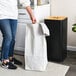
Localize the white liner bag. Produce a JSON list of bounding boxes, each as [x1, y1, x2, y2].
[[25, 23, 50, 71]]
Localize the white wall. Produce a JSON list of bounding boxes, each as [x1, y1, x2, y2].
[[51, 0, 76, 51]]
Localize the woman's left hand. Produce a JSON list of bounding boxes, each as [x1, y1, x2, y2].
[[31, 16, 36, 24]]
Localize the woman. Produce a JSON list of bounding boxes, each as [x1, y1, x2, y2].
[[0, 0, 36, 69]]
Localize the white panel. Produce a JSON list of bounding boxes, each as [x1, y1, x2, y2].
[[15, 23, 27, 51]]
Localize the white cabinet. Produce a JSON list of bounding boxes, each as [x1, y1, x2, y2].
[[18, 0, 50, 22], [15, 0, 50, 51]]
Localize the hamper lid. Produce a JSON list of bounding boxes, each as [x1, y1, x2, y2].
[[45, 16, 67, 20]]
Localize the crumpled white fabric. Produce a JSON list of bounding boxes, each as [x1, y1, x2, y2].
[[25, 22, 50, 71]]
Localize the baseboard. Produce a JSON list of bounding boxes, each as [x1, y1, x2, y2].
[[14, 46, 24, 55], [14, 50, 24, 56], [9, 45, 76, 56], [14, 46, 24, 51], [1, 46, 76, 56], [15, 46, 76, 52], [67, 46, 76, 51]]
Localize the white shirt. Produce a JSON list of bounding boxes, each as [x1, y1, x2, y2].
[[0, 0, 30, 19]]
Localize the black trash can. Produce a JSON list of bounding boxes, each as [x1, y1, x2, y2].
[[44, 16, 67, 62]]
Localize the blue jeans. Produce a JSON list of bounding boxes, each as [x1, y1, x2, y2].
[[0, 19, 17, 60]]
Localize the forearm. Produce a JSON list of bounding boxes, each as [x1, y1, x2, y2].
[[24, 6, 36, 24], [25, 6, 34, 20]]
